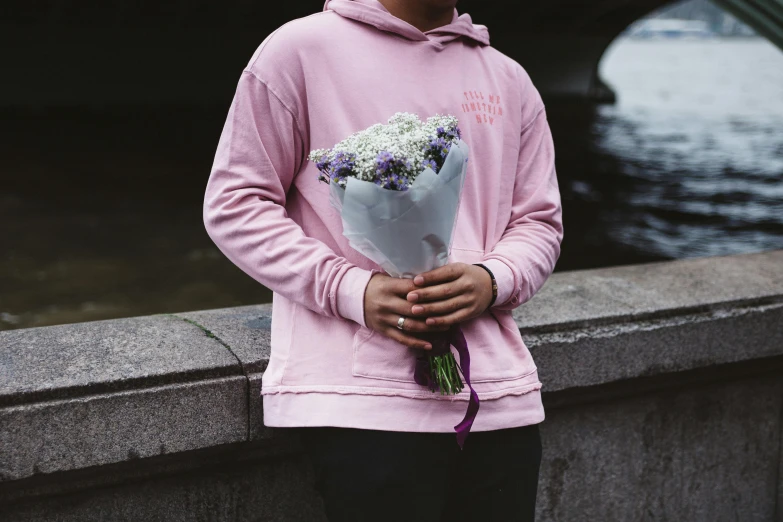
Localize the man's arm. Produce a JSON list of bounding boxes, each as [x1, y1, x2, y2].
[[203, 70, 373, 327], [480, 104, 564, 310]]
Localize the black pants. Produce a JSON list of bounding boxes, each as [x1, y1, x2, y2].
[[296, 422, 542, 522]]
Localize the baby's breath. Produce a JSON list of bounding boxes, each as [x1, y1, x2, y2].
[[308, 112, 461, 190]]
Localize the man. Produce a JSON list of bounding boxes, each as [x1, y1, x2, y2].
[[203, 0, 564, 520]]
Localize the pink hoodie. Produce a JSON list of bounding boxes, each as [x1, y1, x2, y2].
[[203, 0, 564, 433]]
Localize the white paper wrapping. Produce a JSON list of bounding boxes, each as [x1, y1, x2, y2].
[[329, 139, 469, 278]]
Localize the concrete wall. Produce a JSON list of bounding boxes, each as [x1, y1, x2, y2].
[[1, 249, 782, 520]]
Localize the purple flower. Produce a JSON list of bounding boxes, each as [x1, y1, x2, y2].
[[438, 138, 452, 158], [372, 151, 414, 190], [374, 151, 395, 176], [421, 159, 438, 171], [316, 154, 330, 172], [380, 171, 410, 191], [421, 135, 454, 175], [435, 124, 462, 142], [315, 154, 333, 184], [328, 151, 356, 184]]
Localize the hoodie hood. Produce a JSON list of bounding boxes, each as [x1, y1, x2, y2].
[[323, 0, 490, 49]]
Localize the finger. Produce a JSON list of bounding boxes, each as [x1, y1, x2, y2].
[[410, 296, 471, 317], [406, 279, 469, 304], [390, 315, 450, 334], [381, 309, 450, 333], [376, 298, 449, 333], [382, 327, 433, 350], [412, 263, 465, 287], [424, 309, 473, 328], [383, 276, 419, 297], [380, 295, 430, 317]]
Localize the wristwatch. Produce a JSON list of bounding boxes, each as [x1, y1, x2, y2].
[[473, 263, 498, 307]]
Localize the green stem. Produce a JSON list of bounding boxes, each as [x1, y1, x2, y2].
[[434, 358, 440, 394], [426, 353, 466, 396], [438, 356, 450, 395], [448, 354, 456, 392], [439, 356, 449, 395], [451, 355, 461, 393], [441, 356, 452, 394], [445, 355, 454, 392]]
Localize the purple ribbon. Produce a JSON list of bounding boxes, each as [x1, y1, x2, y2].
[[413, 325, 480, 450]]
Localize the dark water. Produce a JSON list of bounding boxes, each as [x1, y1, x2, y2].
[[551, 38, 783, 269], [1, 38, 781, 331]]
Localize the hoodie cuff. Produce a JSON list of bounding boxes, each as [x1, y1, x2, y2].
[[481, 258, 516, 307], [336, 266, 377, 328]]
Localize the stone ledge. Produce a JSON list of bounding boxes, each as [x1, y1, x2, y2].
[[0, 314, 241, 408], [532, 300, 783, 394], [1, 248, 781, 483], [516, 248, 783, 332]]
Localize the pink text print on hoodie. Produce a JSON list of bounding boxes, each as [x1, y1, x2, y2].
[[203, 0, 564, 432]]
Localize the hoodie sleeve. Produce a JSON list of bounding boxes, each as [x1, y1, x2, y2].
[[480, 103, 564, 311], [203, 69, 375, 327]]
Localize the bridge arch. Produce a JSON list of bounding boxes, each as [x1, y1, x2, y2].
[[0, 0, 780, 106]]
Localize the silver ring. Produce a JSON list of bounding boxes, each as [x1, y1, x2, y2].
[[396, 316, 406, 330]]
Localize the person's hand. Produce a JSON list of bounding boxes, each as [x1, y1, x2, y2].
[[363, 272, 450, 351], [405, 263, 493, 328]]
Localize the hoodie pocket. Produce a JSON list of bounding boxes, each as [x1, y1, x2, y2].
[[463, 308, 538, 383], [352, 326, 420, 383]]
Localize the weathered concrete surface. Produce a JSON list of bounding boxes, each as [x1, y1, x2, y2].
[[517, 248, 783, 331], [0, 449, 326, 522], [779, 429, 783, 522], [532, 300, 783, 394], [0, 377, 247, 483], [0, 314, 241, 406], [176, 306, 273, 441], [176, 306, 272, 376], [538, 375, 783, 521], [0, 315, 247, 482]]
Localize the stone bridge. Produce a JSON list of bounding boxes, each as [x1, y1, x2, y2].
[[1, 0, 781, 107]]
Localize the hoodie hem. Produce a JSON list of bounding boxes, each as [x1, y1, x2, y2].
[[262, 381, 542, 400], [262, 384, 545, 432]]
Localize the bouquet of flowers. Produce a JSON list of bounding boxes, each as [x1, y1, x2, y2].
[[309, 112, 480, 448]]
